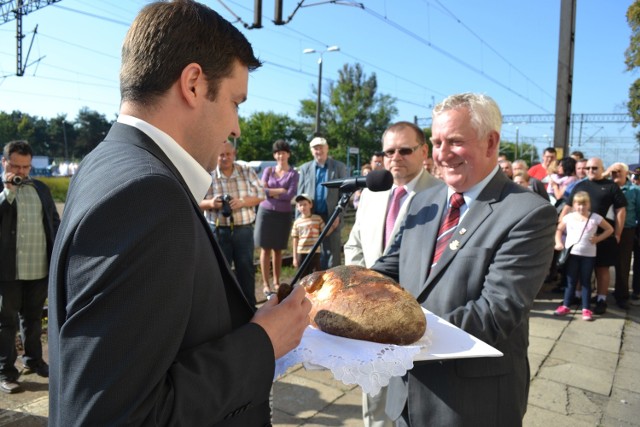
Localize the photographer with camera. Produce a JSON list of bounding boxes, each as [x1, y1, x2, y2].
[[200, 142, 265, 307], [0, 140, 60, 394]]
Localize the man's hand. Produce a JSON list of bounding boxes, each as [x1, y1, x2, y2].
[[2, 172, 16, 191], [251, 285, 311, 359]]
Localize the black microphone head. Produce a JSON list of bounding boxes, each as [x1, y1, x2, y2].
[[366, 169, 393, 192]]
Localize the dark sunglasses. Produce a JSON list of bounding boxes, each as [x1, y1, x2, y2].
[[383, 144, 422, 158], [584, 166, 600, 171]]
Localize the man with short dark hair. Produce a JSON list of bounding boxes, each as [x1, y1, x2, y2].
[[528, 147, 557, 182], [0, 140, 59, 394], [48, 2, 310, 425], [371, 151, 385, 171]]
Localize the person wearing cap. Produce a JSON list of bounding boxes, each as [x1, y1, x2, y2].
[[297, 136, 348, 269], [291, 193, 337, 277]]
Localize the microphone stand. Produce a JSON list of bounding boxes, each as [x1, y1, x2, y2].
[[289, 190, 353, 287]]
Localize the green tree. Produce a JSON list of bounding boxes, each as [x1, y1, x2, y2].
[[236, 111, 307, 166], [71, 108, 112, 159], [300, 63, 398, 167], [626, 1, 640, 128]]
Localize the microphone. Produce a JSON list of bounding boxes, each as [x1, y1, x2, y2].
[[322, 169, 393, 192]]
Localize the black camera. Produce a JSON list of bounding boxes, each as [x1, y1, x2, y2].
[[220, 194, 233, 217], [3, 176, 26, 186]]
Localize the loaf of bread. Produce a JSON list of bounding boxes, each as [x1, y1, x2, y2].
[[299, 265, 426, 345]]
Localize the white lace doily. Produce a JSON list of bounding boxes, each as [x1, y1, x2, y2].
[[274, 326, 432, 396]]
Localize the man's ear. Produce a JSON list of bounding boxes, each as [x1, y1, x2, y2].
[[180, 63, 204, 108], [486, 130, 500, 158]]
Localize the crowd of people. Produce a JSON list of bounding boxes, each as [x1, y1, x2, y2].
[[0, 2, 637, 427]]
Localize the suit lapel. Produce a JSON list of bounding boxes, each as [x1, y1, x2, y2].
[[370, 189, 390, 253], [107, 124, 254, 310], [422, 171, 505, 293], [416, 185, 448, 287]]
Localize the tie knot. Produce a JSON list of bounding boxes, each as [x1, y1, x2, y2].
[[450, 192, 464, 209], [394, 186, 407, 199]]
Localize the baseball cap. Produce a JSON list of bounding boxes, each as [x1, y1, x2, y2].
[[309, 137, 328, 148], [295, 193, 313, 203]]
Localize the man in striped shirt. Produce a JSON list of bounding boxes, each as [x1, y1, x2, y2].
[[200, 142, 265, 307]]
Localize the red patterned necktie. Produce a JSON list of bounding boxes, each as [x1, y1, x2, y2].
[[384, 186, 407, 247], [431, 192, 464, 268]]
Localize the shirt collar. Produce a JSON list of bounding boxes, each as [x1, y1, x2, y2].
[[447, 165, 500, 209], [391, 169, 425, 194], [117, 114, 211, 202]]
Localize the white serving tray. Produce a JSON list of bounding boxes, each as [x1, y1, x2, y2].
[[414, 309, 503, 361]]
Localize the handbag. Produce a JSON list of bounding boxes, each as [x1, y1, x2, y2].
[[557, 213, 591, 267]]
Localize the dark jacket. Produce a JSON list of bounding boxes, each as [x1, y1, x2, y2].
[[48, 123, 274, 426], [0, 179, 61, 281]]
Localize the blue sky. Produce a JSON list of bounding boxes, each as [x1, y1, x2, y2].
[[0, 0, 637, 165]]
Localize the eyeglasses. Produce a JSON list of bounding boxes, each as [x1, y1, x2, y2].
[[584, 166, 600, 171], [4, 161, 31, 171], [383, 144, 422, 158]]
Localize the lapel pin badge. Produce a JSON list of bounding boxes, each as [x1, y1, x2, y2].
[[449, 240, 460, 250], [459, 228, 467, 235]]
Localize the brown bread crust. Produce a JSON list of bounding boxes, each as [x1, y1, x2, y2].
[[299, 265, 426, 345]]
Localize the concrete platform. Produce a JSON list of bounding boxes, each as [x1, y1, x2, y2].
[[1, 283, 639, 426]]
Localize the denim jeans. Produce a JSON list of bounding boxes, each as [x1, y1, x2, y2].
[[0, 278, 48, 381], [214, 225, 256, 307], [563, 255, 595, 309]]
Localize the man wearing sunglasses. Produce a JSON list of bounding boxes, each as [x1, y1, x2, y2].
[[345, 121, 442, 427], [560, 158, 627, 314]]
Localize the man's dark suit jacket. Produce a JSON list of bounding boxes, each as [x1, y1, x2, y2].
[[48, 123, 274, 426], [0, 179, 60, 281], [373, 170, 556, 427]]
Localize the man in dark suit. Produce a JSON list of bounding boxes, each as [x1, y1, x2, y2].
[[297, 137, 348, 269], [47, 2, 311, 426], [372, 93, 556, 426]]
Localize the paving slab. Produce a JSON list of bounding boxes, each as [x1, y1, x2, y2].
[[273, 371, 348, 420], [537, 358, 614, 396], [560, 325, 623, 354], [528, 352, 546, 379], [527, 377, 570, 414], [605, 388, 640, 426], [523, 405, 597, 427], [528, 335, 556, 356], [549, 340, 619, 373], [528, 315, 568, 340], [301, 388, 362, 427], [618, 349, 640, 370]]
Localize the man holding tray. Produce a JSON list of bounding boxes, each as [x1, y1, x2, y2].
[[373, 93, 556, 426]]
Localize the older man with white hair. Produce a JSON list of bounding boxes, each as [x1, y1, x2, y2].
[[297, 136, 348, 268]]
